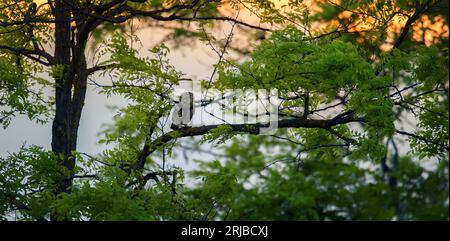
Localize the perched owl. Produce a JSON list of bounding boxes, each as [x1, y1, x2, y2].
[[171, 92, 194, 130]]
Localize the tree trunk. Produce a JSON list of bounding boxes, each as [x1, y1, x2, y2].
[[51, 0, 88, 220]]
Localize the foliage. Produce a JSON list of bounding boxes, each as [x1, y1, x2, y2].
[[0, 146, 60, 220], [0, 0, 448, 221]]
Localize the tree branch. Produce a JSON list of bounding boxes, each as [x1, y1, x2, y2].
[[393, 0, 433, 48], [0, 45, 55, 66], [134, 114, 364, 171], [396, 129, 449, 151], [86, 63, 118, 76]]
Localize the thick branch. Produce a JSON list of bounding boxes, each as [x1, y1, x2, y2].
[[135, 114, 363, 170], [0, 45, 55, 66], [78, 0, 271, 32], [86, 63, 118, 76], [393, 0, 432, 48], [146, 15, 271, 32]]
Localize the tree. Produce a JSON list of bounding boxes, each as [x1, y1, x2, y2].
[[0, 0, 448, 220]]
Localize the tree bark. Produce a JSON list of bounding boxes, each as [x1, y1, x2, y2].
[[51, 1, 88, 220], [52, 0, 73, 195]]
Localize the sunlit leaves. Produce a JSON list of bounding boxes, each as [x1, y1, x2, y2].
[[217, 27, 397, 158]]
